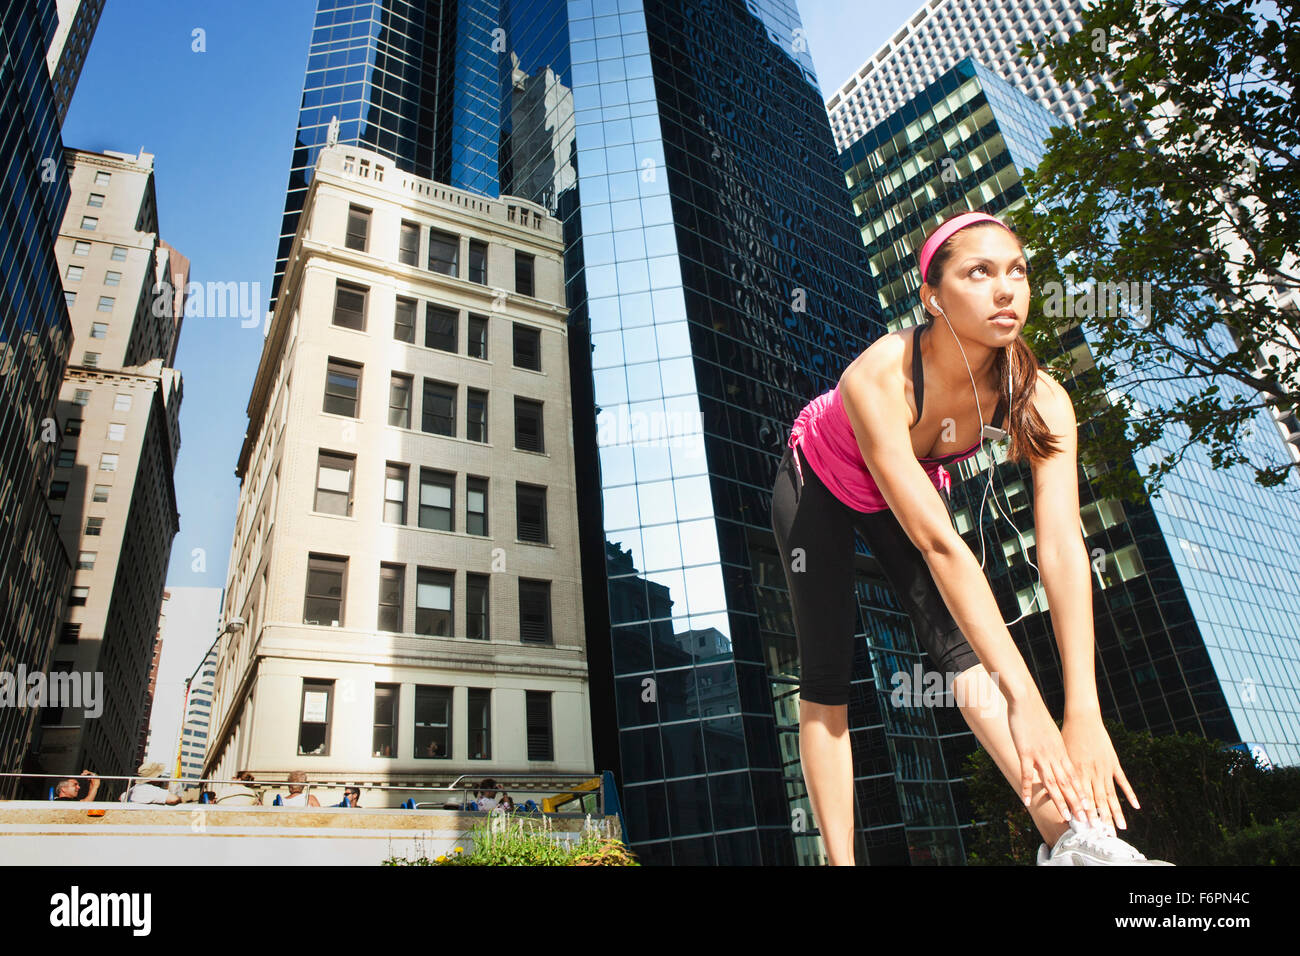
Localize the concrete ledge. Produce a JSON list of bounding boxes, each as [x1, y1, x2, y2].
[[0, 803, 623, 865]]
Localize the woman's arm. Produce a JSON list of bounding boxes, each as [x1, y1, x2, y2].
[[839, 341, 1037, 705], [1027, 372, 1100, 718]]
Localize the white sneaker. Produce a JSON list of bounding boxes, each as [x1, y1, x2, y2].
[[1035, 816, 1174, 865]]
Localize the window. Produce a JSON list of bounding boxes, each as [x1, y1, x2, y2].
[[378, 564, 404, 632], [424, 304, 457, 352], [64, 291, 76, 308], [73, 390, 90, 406], [77, 551, 96, 571], [56, 449, 75, 468], [513, 324, 541, 371], [468, 314, 488, 359], [323, 358, 361, 416], [516, 484, 548, 543], [468, 688, 491, 758], [64, 418, 83, 436], [110, 246, 127, 261], [70, 586, 89, 607], [99, 453, 118, 471], [345, 205, 370, 251], [388, 373, 412, 428], [466, 477, 488, 536], [373, 684, 399, 757], [526, 690, 553, 760], [515, 251, 535, 297], [467, 573, 489, 640], [49, 480, 69, 500], [91, 484, 110, 503], [467, 389, 488, 442], [72, 240, 90, 256], [514, 397, 544, 452], [87, 193, 104, 208], [81, 216, 98, 230], [66, 264, 83, 281], [332, 281, 367, 330], [414, 686, 451, 758], [104, 270, 121, 286], [398, 221, 419, 266], [383, 463, 408, 524], [418, 469, 454, 531], [421, 380, 456, 436], [519, 579, 552, 644], [85, 517, 104, 536], [97, 296, 114, 312], [113, 393, 132, 411], [298, 680, 333, 756], [314, 451, 355, 515], [83, 352, 100, 367], [107, 423, 125, 441], [90, 321, 108, 338], [94, 170, 111, 185], [428, 229, 458, 276], [304, 553, 347, 625], [394, 297, 416, 343], [468, 239, 488, 284], [416, 568, 453, 636]]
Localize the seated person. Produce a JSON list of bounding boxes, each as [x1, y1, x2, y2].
[[120, 762, 182, 805], [214, 769, 263, 806], [53, 770, 100, 802], [279, 770, 320, 807]]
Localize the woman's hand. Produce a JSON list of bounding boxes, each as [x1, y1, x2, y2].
[[1006, 694, 1090, 823], [1061, 711, 1139, 830]]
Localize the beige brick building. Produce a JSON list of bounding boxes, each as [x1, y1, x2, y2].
[[39, 147, 185, 779], [204, 144, 592, 802]]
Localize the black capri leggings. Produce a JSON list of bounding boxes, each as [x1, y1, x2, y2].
[[771, 443, 982, 706]]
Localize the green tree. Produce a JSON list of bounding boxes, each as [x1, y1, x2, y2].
[[1008, 0, 1299, 501]]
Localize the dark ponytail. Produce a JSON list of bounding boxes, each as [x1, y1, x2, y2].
[[923, 218, 1062, 466]]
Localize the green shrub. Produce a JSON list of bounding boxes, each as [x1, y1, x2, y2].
[[384, 813, 640, 866]]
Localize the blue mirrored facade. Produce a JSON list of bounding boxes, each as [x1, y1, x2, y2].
[[0, 0, 75, 790], [840, 58, 1300, 863], [497, 0, 900, 865]]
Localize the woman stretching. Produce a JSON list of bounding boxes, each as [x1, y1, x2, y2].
[[771, 211, 1170, 866]]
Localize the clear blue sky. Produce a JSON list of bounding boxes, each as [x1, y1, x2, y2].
[[60, 0, 926, 597]]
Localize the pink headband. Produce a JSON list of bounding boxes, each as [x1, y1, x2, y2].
[[918, 211, 1013, 283]]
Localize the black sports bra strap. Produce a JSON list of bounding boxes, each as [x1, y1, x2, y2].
[[915, 320, 1010, 433], [911, 323, 925, 421]]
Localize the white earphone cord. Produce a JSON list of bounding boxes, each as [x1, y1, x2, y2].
[[930, 299, 1042, 625]]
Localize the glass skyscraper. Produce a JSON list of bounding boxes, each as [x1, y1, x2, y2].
[[0, 0, 87, 793], [839, 59, 1300, 861], [499, 0, 895, 865]]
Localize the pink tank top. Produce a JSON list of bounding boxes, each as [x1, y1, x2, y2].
[[787, 326, 1006, 513]]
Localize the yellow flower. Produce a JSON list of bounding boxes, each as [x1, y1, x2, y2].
[[454, 846, 464, 853], [435, 854, 447, 862]]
